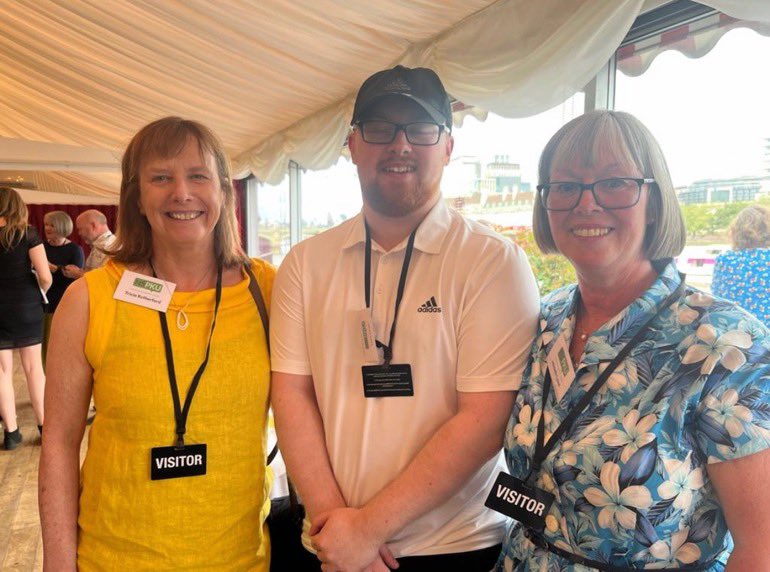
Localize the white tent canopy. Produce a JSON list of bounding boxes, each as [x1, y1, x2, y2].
[[1, 0, 768, 199]]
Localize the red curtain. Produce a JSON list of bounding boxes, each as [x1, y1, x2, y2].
[[27, 204, 118, 258]]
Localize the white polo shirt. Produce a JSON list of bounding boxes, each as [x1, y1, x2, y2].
[[271, 199, 539, 557]]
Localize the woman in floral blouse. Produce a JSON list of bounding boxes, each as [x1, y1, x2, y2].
[[711, 205, 770, 326], [497, 111, 770, 571]]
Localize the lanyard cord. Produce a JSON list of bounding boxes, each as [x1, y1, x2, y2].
[[156, 263, 224, 448], [364, 221, 418, 366], [527, 282, 684, 485]]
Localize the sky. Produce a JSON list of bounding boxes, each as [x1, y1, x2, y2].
[[260, 27, 770, 226]]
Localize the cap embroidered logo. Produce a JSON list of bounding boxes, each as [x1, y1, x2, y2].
[[383, 77, 411, 93]]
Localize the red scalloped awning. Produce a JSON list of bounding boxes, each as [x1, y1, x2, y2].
[[618, 13, 770, 77]]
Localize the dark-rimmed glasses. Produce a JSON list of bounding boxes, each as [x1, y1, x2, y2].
[[537, 178, 655, 211], [356, 120, 446, 146]]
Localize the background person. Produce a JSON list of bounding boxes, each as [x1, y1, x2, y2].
[[42, 210, 85, 364], [271, 66, 540, 571], [711, 204, 770, 326], [39, 117, 274, 570], [0, 187, 51, 448], [63, 209, 115, 278], [497, 111, 770, 571]]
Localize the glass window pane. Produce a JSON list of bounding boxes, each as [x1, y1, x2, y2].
[[615, 27, 770, 291], [255, 175, 290, 265], [445, 94, 584, 294], [446, 93, 584, 228], [301, 157, 362, 241]]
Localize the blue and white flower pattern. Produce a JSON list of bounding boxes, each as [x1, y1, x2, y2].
[[712, 248, 770, 327], [497, 260, 770, 571]]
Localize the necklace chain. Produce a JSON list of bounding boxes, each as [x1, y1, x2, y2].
[[152, 262, 214, 331], [574, 301, 591, 342]]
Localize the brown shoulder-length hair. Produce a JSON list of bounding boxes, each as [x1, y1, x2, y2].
[[110, 116, 246, 267], [0, 186, 29, 250], [533, 110, 686, 260]]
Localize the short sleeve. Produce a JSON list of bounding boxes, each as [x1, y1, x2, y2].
[[26, 226, 42, 248], [455, 239, 540, 392], [696, 320, 770, 464], [269, 247, 312, 376], [72, 243, 86, 268]]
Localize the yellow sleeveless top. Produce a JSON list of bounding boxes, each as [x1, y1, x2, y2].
[[78, 259, 274, 571]]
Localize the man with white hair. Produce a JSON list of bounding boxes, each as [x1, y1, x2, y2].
[[64, 209, 115, 278]]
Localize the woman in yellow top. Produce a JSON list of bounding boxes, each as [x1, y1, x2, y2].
[[39, 117, 274, 570]]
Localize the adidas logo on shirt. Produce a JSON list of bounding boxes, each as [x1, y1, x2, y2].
[[418, 296, 442, 313]]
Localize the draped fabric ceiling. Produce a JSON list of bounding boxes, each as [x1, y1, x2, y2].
[[1, 0, 769, 202]]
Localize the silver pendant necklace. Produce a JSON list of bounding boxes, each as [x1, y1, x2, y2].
[[152, 261, 213, 331], [174, 269, 214, 331]]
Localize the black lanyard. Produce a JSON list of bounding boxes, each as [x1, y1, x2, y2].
[[363, 221, 418, 366], [156, 264, 223, 448], [526, 282, 684, 485]]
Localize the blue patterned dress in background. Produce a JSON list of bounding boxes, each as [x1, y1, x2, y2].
[[497, 260, 770, 571], [711, 248, 770, 327]]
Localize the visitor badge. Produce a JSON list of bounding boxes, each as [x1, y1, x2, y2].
[[361, 364, 414, 397], [355, 309, 380, 363], [545, 333, 575, 402], [151, 443, 207, 480], [485, 472, 554, 531], [114, 270, 175, 312]]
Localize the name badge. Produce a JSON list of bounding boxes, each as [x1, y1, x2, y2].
[[484, 472, 555, 530], [151, 443, 207, 480], [114, 270, 175, 312], [355, 309, 380, 364], [361, 364, 414, 398], [545, 333, 576, 402]]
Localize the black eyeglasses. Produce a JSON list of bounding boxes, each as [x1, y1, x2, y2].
[[537, 177, 655, 211], [356, 120, 447, 146]]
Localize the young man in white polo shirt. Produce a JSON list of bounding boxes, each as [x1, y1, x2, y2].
[[271, 65, 540, 571]]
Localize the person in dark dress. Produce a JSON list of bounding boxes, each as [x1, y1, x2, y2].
[[42, 211, 85, 363], [0, 187, 52, 449]]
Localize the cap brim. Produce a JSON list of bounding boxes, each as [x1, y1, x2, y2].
[[353, 93, 449, 127]]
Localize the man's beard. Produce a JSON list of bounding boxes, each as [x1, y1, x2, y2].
[[362, 181, 434, 218]]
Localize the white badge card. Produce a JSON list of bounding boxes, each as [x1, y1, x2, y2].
[[355, 309, 380, 364], [545, 333, 576, 402], [114, 270, 175, 312]]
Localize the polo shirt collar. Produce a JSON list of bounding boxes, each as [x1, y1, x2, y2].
[[341, 198, 451, 254]]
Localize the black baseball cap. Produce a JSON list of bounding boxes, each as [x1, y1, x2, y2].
[[351, 65, 452, 130]]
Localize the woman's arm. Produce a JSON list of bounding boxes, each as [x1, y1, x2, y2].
[[30, 243, 53, 292], [38, 279, 93, 572], [708, 448, 770, 570]]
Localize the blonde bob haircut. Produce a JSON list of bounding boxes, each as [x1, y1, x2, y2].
[[44, 210, 74, 239], [110, 116, 246, 267], [729, 205, 770, 250], [0, 186, 29, 250], [533, 110, 686, 260]]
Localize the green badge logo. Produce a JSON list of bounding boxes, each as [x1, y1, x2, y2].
[[133, 277, 163, 293]]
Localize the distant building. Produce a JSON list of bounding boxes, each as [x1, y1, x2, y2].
[[477, 155, 533, 206], [677, 175, 770, 204], [444, 154, 535, 211]]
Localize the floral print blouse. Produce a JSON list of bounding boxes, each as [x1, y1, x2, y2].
[[497, 260, 770, 571], [711, 248, 770, 327]]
